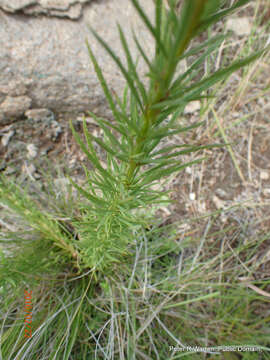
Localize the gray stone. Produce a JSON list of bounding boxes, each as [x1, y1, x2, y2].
[[50, 120, 62, 141], [25, 108, 53, 121], [226, 17, 252, 37], [26, 143, 38, 159], [22, 162, 37, 180], [1, 130, 15, 147], [260, 170, 269, 181], [0, 96, 32, 124], [0, 0, 91, 19], [25, 3, 83, 19], [0, 0, 35, 12], [0, 0, 154, 122], [184, 100, 201, 114], [0, 80, 27, 97]]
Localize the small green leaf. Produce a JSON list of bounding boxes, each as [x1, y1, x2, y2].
[[139, 158, 206, 185], [148, 121, 205, 141]]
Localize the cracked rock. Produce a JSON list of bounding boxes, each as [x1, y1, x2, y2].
[[0, 0, 91, 19], [0, 0, 153, 118]]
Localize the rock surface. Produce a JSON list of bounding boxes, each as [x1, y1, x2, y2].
[[0, 0, 154, 124], [0, 96, 32, 124], [0, 0, 91, 19], [25, 108, 53, 121], [226, 17, 252, 37]]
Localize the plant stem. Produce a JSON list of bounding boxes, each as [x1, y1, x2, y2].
[[124, 1, 208, 188]]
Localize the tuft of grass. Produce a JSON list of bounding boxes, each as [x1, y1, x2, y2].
[[1, 204, 270, 359]]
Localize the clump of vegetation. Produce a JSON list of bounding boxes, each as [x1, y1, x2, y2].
[[1, 0, 269, 358]]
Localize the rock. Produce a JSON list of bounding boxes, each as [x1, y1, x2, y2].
[[184, 101, 201, 114], [24, 3, 83, 19], [0, 0, 154, 121], [215, 188, 228, 200], [226, 17, 252, 37], [0, 160, 6, 171], [0, 0, 91, 19], [212, 195, 225, 210], [263, 188, 270, 197], [4, 165, 17, 175], [76, 114, 97, 125], [26, 143, 38, 159], [197, 201, 206, 213], [0, 0, 35, 12], [22, 162, 37, 180], [0, 96, 32, 124], [1, 130, 15, 147], [50, 120, 62, 141], [260, 170, 269, 181], [25, 108, 53, 121], [0, 80, 27, 97]]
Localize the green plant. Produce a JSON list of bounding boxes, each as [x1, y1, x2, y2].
[[1, 0, 270, 359], [67, 0, 269, 272]]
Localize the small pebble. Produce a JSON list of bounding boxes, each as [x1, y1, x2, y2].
[[25, 108, 52, 121], [263, 188, 270, 197], [212, 195, 225, 209], [215, 188, 227, 199], [51, 121, 62, 141], [1, 130, 15, 147], [26, 143, 38, 159], [260, 170, 269, 181], [184, 101, 201, 114], [0, 161, 7, 171], [4, 166, 17, 175], [198, 201, 206, 213], [226, 17, 251, 36]]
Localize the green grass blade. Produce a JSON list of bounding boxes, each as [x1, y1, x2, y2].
[[155, 0, 163, 56], [163, 46, 270, 107], [117, 24, 147, 102], [179, 33, 228, 61], [196, 0, 252, 34], [131, 0, 168, 58], [90, 27, 143, 111], [132, 30, 155, 73], [139, 158, 206, 185], [71, 120, 118, 185], [147, 121, 205, 141], [171, 35, 226, 90], [85, 39, 120, 121]]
